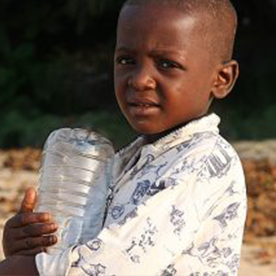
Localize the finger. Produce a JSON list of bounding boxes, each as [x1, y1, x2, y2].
[[15, 247, 47, 256], [7, 212, 53, 228], [19, 187, 37, 213], [12, 235, 58, 253], [17, 222, 58, 239]]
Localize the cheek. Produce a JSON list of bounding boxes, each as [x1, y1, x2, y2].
[[114, 80, 128, 112], [114, 75, 125, 97]]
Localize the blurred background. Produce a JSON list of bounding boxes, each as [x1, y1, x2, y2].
[[0, 0, 276, 274], [0, 0, 275, 149]]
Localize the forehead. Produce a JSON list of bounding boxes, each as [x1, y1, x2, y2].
[[119, 3, 196, 25], [117, 4, 205, 50]]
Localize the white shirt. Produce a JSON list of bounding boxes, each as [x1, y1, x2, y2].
[[36, 113, 247, 276]]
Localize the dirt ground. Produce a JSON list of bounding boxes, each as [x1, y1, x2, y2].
[[0, 146, 276, 275]]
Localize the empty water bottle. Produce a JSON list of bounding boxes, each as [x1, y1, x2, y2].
[[35, 128, 114, 254]]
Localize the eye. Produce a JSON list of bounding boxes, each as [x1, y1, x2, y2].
[[158, 59, 180, 69], [115, 56, 135, 66], [156, 58, 185, 71]]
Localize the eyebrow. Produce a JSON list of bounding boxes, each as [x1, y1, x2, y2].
[[150, 49, 187, 62], [115, 47, 134, 54], [115, 47, 187, 62]]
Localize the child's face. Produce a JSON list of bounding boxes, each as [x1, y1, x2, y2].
[[114, 4, 219, 134]]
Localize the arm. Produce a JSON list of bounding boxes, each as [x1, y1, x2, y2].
[[0, 256, 39, 276]]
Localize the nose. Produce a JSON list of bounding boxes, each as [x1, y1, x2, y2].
[[128, 65, 156, 91]]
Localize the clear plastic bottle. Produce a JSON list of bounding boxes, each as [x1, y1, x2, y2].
[[35, 128, 114, 254]]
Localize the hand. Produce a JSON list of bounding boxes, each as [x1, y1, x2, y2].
[[2, 187, 58, 257]]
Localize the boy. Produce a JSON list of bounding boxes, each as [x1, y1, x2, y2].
[[0, 0, 246, 275]]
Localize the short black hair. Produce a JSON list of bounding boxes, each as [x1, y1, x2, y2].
[[122, 0, 238, 62]]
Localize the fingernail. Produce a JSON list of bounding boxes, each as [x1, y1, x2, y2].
[[44, 213, 52, 220], [49, 236, 54, 243], [41, 213, 48, 220], [51, 223, 57, 230], [47, 213, 53, 220]]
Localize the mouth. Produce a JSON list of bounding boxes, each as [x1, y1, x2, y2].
[[127, 98, 160, 107], [127, 100, 160, 116], [128, 102, 159, 108]]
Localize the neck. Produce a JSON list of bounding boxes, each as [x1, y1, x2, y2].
[[143, 113, 209, 144], [143, 126, 182, 144]]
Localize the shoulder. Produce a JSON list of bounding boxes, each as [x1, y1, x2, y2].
[[164, 131, 239, 176], [174, 131, 243, 175], [205, 135, 246, 190], [202, 134, 244, 178], [168, 132, 245, 199]]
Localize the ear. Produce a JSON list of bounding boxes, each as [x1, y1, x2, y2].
[[211, 60, 239, 99]]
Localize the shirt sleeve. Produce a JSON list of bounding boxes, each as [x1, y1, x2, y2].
[[172, 175, 247, 275], [36, 147, 247, 276]]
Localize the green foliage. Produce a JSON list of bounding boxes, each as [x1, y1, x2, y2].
[[76, 110, 136, 149], [214, 105, 276, 141], [0, 0, 275, 148], [0, 110, 63, 148], [64, 0, 125, 34], [0, 109, 135, 149]]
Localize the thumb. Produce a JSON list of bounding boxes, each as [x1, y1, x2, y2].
[[19, 187, 37, 213]]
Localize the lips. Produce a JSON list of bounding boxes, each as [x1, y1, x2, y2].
[[127, 97, 160, 107], [127, 98, 160, 116], [129, 102, 159, 107]]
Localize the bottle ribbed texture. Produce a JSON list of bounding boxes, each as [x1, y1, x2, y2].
[[36, 128, 114, 254]]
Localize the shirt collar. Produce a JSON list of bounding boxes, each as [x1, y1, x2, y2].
[[114, 113, 220, 176], [149, 113, 220, 152]]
